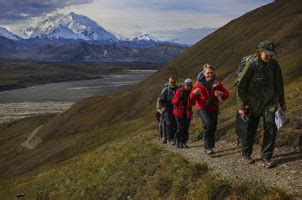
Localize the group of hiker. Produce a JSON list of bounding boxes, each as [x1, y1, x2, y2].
[[156, 40, 286, 168]]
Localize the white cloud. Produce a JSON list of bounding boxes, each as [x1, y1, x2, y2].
[[153, 27, 217, 45], [4, 0, 273, 41], [55, 0, 272, 37], [0, 0, 92, 24]]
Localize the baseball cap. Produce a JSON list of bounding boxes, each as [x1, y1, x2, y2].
[[258, 40, 276, 56]]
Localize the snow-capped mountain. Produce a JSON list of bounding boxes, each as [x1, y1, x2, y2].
[[0, 12, 187, 62], [20, 12, 118, 41], [0, 27, 20, 40], [131, 33, 160, 42], [17, 12, 171, 44]]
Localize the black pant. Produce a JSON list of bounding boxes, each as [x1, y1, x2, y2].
[[164, 111, 177, 141], [175, 114, 191, 144], [198, 109, 218, 150], [242, 110, 277, 160]]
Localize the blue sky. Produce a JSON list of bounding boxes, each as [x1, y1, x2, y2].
[[1, 0, 273, 44]]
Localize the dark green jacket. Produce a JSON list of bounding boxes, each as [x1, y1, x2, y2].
[[237, 56, 285, 116]]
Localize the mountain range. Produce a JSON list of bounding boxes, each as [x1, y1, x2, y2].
[[0, 12, 187, 63]]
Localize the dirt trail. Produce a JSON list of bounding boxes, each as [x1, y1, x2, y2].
[[156, 139, 302, 199], [20, 125, 44, 150]]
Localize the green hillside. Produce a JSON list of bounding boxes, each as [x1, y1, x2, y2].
[[0, 0, 301, 199]]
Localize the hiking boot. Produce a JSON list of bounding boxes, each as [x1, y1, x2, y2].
[[262, 159, 276, 168], [161, 137, 167, 144], [183, 143, 189, 148], [242, 155, 255, 164], [204, 148, 214, 155]]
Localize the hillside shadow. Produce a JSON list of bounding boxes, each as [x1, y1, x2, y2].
[[214, 146, 241, 153], [273, 151, 302, 165], [253, 151, 302, 164], [189, 144, 202, 148]]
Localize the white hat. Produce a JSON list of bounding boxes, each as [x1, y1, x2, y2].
[[184, 78, 193, 86]]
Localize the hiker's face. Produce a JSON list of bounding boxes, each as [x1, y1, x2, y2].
[[205, 69, 214, 81], [168, 78, 176, 88], [184, 85, 191, 91], [260, 51, 272, 63]]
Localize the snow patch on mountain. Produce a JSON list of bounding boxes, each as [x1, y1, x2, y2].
[[132, 33, 160, 42], [0, 27, 20, 40], [48, 25, 81, 40]]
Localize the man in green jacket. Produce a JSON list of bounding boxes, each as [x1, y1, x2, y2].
[[237, 40, 286, 168]]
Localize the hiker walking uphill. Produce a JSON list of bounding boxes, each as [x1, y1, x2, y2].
[[172, 79, 194, 148], [159, 76, 178, 144], [191, 64, 229, 155], [237, 40, 286, 168]]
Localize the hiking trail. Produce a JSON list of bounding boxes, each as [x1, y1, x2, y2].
[[155, 139, 302, 199], [20, 125, 44, 150]]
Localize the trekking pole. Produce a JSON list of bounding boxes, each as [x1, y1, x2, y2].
[[159, 111, 165, 141]]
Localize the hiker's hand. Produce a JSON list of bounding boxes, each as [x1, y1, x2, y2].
[[281, 104, 287, 112], [238, 109, 246, 118], [214, 91, 223, 98], [239, 106, 249, 117], [193, 88, 201, 95]]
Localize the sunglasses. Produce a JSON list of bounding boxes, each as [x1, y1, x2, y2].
[[264, 54, 273, 58]]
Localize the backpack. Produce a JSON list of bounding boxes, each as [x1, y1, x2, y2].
[[235, 55, 257, 86], [162, 84, 178, 104], [197, 71, 205, 83]]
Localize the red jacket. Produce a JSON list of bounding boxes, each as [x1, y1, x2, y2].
[[190, 79, 229, 112], [172, 87, 194, 118]]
